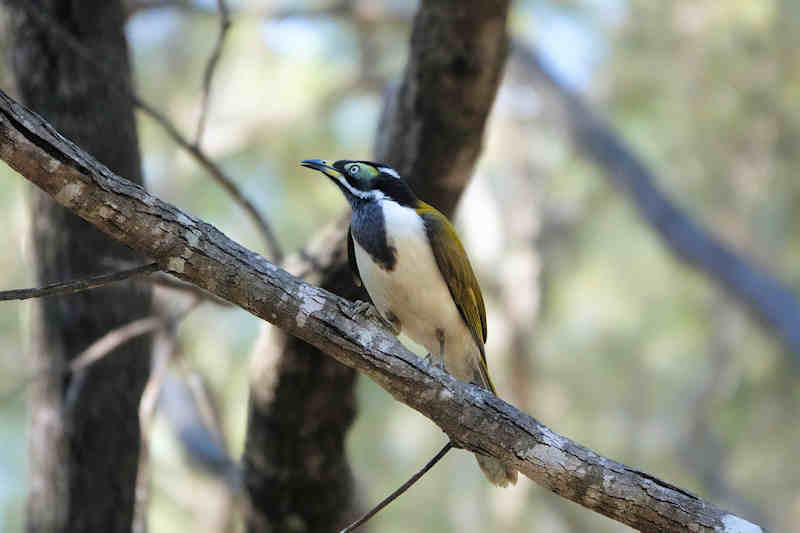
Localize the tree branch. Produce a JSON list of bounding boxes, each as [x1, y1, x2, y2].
[[514, 42, 800, 366], [0, 262, 158, 301], [0, 86, 764, 533], [194, 0, 230, 147]]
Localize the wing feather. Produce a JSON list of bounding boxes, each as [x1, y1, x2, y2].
[[418, 202, 494, 392], [347, 225, 362, 287]]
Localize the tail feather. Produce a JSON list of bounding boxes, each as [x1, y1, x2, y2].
[[471, 361, 518, 487], [472, 353, 496, 394], [476, 454, 518, 487]]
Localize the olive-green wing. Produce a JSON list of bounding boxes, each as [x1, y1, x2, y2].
[[347, 225, 362, 287], [418, 202, 494, 392]]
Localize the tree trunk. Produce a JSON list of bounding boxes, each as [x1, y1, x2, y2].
[[243, 1, 510, 531], [8, 2, 152, 532]]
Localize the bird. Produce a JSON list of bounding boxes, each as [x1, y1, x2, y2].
[[301, 158, 517, 487]]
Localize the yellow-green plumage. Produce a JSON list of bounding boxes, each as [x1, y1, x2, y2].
[[349, 198, 517, 487], [302, 158, 517, 487], [414, 201, 495, 393]]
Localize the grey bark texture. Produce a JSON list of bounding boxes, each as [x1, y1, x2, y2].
[[243, 1, 510, 531], [6, 2, 152, 532], [0, 85, 765, 533]]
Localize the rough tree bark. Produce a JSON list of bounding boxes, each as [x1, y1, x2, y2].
[[6, 2, 152, 532], [243, 1, 510, 531], [0, 87, 764, 532]]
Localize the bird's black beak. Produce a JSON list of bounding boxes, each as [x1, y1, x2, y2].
[[300, 159, 342, 179]]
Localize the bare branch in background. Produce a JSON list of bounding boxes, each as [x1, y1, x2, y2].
[[69, 301, 197, 375], [194, 0, 230, 147], [513, 41, 800, 366], [132, 96, 284, 262], [0, 86, 766, 533], [3, 0, 283, 262], [159, 372, 242, 487], [125, 0, 353, 20], [340, 441, 455, 533], [0, 262, 159, 301], [134, 325, 180, 533], [0, 298, 198, 407]]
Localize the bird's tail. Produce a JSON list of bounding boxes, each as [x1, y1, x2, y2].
[[471, 358, 518, 487], [476, 454, 518, 487]]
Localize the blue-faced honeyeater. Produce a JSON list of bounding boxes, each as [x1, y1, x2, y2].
[[301, 159, 518, 487]]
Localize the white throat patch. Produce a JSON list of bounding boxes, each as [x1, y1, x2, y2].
[[333, 175, 386, 201]]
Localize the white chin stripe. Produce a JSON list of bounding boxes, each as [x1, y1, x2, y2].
[[334, 175, 385, 201], [378, 166, 400, 179]]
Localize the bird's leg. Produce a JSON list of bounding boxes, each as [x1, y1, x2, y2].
[[425, 329, 446, 369]]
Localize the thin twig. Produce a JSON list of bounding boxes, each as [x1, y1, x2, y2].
[[5, 0, 283, 262], [194, 0, 230, 147], [133, 95, 283, 262], [0, 300, 198, 406], [127, 0, 350, 19], [0, 262, 159, 301], [64, 299, 199, 410], [339, 441, 454, 533], [139, 329, 179, 433], [148, 272, 234, 307], [71, 317, 157, 373], [133, 327, 178, 533], [92, 259, 233, 306]]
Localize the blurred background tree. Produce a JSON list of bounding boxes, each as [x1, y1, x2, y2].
[[5, 2, 152, 533], [0, 1, 798, 532]]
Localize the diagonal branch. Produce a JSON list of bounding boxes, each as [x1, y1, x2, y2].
[[0, 87, 764, 533], [514, 41, 800, 366], [0, 262, 159, 301]]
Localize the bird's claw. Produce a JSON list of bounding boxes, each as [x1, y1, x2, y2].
[[350, 299, 379, 321], [424, 352, 445, 369], [348, 300, 399, 334]]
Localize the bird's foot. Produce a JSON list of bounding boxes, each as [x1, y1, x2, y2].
[[424, 353, 445, 370], [349, 299, 374, 318], [348, 300, 400, 335]]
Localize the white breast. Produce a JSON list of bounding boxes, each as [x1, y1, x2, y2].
[[353, 201, 479, 382]]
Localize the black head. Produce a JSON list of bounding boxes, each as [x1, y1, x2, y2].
[[300, 159, 416, 207]]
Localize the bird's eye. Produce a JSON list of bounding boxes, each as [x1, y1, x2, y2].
[[348, 165, 360, 176]]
